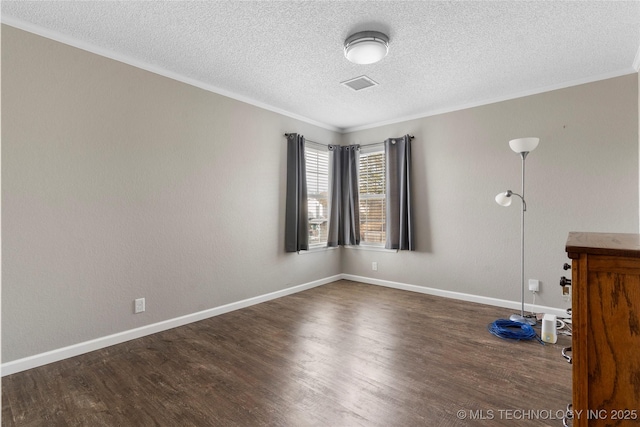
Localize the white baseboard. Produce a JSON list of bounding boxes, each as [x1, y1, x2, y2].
[[2, 273, 568, 377], [1, 275, 341, 377], [342, 274, 570, 318]]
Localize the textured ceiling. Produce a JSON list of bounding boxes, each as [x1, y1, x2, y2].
[[2, 1, 640, 132]]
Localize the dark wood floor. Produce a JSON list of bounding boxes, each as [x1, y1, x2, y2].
[[2, 280, 572, 426]]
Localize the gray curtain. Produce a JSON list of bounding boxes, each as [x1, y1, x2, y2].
[[285, 133, 309, 252], [327, 145, 360, 247], [385, 135, 414, 250]]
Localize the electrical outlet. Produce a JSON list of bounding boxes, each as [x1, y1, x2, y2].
[[528, 279, 539, 293], [372, 261, 378, 271], [135, 298, 145, 314]]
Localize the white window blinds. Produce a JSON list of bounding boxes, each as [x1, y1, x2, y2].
[[305, 143, 330, 247], [358, 146, 386, 245]]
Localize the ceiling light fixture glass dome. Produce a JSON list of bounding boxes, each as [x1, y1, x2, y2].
[[344, 31, 389, 65]]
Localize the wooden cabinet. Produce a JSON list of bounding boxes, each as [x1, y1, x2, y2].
[[566, 232, 640, 426]]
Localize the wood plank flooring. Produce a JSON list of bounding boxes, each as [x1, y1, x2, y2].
[[2, 280, 572, 426]]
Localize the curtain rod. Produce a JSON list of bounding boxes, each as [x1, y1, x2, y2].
[[284, 133, 414, 142], [283, 134, 324, 146]]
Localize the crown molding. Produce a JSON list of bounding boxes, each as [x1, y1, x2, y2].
[[1, 16, 341, 133], [342, 68, 637, 134], [3, 15, 637, 136]]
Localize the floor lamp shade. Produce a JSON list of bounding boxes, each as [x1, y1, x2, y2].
[[509, 137, 539, 154], [495, 191, 513, 206]]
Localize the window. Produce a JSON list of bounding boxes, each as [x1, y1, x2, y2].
[[305, 143, 330, 247], [358, 145, 386, 245]]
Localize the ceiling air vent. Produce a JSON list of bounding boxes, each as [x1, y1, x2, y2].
[[341, 75, 378, 91]]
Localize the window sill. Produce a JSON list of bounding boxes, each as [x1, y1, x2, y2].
[[297, 246, 339, 255], [344, 245, 398, 253]]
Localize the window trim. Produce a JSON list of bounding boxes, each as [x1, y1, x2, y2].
[[343, 245, 397, 253], [305, 141, 330, 249], [357, 144, 386, 247]]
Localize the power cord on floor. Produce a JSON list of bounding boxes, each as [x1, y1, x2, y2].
[[487, 319, 544, 344], [527, 293, 573, 337], [557, 318, 572, 336]]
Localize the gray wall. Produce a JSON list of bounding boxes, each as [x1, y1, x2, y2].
[[2, 25, 639, 363], [2, 26, 342, 362], [342, 74, 639, 310]]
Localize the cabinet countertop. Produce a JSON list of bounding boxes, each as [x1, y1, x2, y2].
[[566, 231, 640, 259]]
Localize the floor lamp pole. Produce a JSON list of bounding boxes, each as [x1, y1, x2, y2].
[[510, 151, 535, 325]]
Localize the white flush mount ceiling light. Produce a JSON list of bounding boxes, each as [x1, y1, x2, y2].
[[344, 31, 389, 64]]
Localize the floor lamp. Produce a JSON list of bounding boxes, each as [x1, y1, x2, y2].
[[495, 137, 539, 326]]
